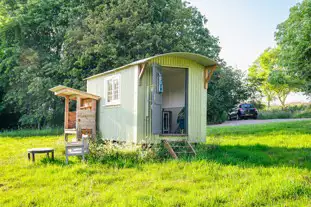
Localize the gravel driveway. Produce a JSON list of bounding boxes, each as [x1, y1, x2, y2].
[[208, 118, 311, 127]]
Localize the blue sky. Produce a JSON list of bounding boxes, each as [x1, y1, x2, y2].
[[188, 0, 308, 103], [188, 0, 300, 71]]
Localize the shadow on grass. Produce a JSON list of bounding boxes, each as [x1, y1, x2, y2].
[[40, 156, 92, 166], [37, 144, 311, 170], [40, 157, 66, 166], [193, 144, 311, 170]]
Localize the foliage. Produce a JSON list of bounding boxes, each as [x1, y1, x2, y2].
[[1, 121, 311, 206], [0, 0, 236, 129], [207, 66, 250, 124], [269, 69, 302, 108], [248, 48, 277, 107], [61, 0, 221, 88], [275, 0, 311, 95], [248, 47, 299, 108], [249, 99, 265, 110], [0, 0, 77, 128]]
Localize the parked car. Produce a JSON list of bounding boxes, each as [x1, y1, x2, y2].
[[228, 104, 258, 120]]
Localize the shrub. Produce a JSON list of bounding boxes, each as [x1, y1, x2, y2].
[[258, 103, 311, 119], [259, 110, 292, 119], [293, 111, 311, 118], [0, 128, 63, 137], [88, 141, 160, 168]]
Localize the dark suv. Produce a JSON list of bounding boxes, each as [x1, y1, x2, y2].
[[228, 104, 258, 120]]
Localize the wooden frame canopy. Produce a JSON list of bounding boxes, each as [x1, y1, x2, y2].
[[50, 85, 99, 141], [49, 85, 100, 100]]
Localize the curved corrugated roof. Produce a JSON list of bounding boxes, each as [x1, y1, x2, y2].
[[85, 52, 217, 80]]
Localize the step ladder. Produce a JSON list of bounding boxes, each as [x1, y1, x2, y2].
[[162, 139, 196, 159]]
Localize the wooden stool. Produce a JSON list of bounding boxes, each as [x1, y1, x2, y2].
[[27, 148, 54, 162]]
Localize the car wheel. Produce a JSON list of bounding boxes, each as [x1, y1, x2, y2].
[[228, 115, 232, 121], [254, 115, 258, 119], [236, 114, 240, 120]]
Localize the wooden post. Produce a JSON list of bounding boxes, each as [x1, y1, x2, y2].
[[64, 96, 69, 129], [76, 96, 82, 140], [91, 99, 97, 139]]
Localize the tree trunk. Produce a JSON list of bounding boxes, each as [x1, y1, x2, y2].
[[267, 101, 271, 109], [277, 93, 289, 110]]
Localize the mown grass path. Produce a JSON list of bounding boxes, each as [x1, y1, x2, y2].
[[0, 121, 310, 206]]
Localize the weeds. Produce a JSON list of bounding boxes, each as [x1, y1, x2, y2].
[[88, 140, 162, 168]]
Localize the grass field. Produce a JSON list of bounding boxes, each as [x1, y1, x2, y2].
[[0, 121, 310, 206]]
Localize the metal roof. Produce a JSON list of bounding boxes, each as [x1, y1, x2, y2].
[[49, 85, 101, 100], [85, 52, 217, 80]]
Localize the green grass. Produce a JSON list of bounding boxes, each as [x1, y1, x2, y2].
[[0, 121, 311, 206]]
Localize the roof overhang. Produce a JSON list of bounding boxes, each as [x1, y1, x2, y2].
[[49, 85, 100, 100], [85, 52, 217, 80]]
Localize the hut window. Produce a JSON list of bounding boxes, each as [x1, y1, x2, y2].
[[105, 74, 121, 105]]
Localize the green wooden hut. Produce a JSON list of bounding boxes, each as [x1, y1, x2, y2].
[[85, 52, 217, 144]]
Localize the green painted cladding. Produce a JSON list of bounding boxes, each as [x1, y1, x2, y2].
[[137, 56, 207, 143], [87, 56, 207, 143], [87, 65, 139, 143]]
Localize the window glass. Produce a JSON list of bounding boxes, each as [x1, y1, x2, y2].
[[241, 104, 253, 108], [105, 75, 120, 105], [113, 79, 119, 100]]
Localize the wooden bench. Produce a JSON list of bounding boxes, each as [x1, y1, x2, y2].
[[27, 148, 54, 162], [65, 135, 89, 164]]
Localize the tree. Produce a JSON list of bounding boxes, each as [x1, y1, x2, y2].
[[269, 70, 301, 108], [248, 47, 299, 108], [0, 0, 223, 128], [248, 48, 278, 108], [0, 0, 80, 128], [207, 66, 249, 123], [275, 0, 311, 95], [61, 0, 221, 89]]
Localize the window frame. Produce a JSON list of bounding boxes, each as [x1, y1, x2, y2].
[[104, 74, 121, 106]]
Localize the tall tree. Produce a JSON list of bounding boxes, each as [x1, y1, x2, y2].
[[275, 0, 311, 94], [268, 70, 300, 108], [0, 0, 244, 128], [248, 48, 277, 108], [248, 47, 299, 108], [61, 0, 221, 89], [0, 0, 79, 128]]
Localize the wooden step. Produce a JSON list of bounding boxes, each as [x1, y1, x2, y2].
[[161, 139, 196, 159]]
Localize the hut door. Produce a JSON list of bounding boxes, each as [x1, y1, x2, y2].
[[152, 63, 163, 134]]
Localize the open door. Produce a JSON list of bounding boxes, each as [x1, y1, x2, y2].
[[152, 63, 163, 134]]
